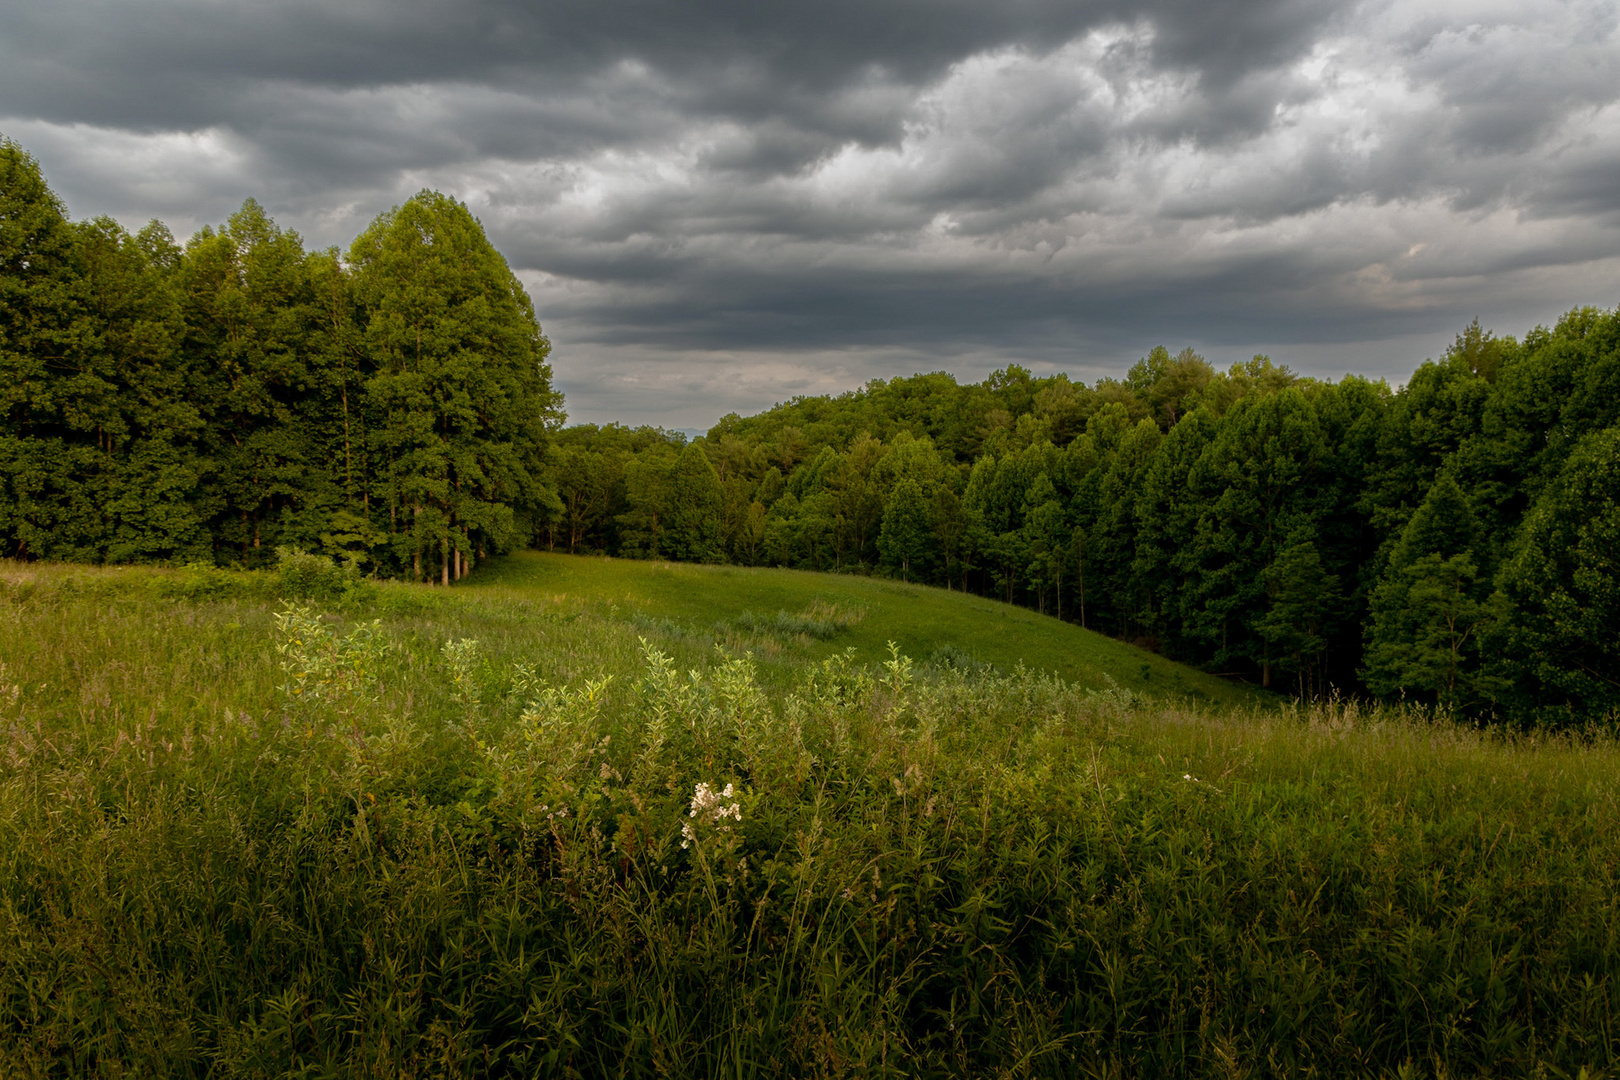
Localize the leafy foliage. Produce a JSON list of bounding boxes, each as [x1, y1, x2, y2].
[[2, 136, 1619, 723], [0, 149, 560, 581], [1494, 428, 1620, 724], [533, 313, 1620, 725]]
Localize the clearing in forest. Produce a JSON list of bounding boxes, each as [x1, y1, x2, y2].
[[462, 550, 1256, 706]]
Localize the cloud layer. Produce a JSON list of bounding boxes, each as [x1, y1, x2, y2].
[[4, 0, 1618, 425]]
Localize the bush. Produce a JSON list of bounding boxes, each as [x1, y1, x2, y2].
[[274, 546, 366, 602], [158, 560, 261, 602]]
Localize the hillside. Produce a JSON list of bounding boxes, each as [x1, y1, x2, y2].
[[4, 131, 1616, 723], [465, 551, 1259, 707], [3, 557, 1620, 1075]]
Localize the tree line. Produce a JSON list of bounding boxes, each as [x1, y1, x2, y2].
[[0, 137, 561, 584], [543, 326, 1619, 725], [4, 135, 1616, 722]]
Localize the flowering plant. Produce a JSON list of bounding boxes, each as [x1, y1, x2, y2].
[[681, 781, 741, 849]]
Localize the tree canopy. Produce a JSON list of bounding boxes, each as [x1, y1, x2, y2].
[[4, 136, 1618, 724], [0, 142, 561, 580]]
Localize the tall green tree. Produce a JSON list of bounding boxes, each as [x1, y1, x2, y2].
[[1022, 485, 1070, 617], [77, 216, 200, 562], [878, 477, 932, 581], [929, 483, 972, 590], [1184, 389, 1328, 686], [1362, 475, 1496, 709], [616, 442, 678, 557], [179, 201, 328, 563], [1492, 428, 1620, 725], [1087, 418, 1161, 636], [348, 191, 561, 582], [1308, 376, 1387, 686], [1132, 406, 1218, 654], [1363, 351, 1492, 563], [0, 138, 96, 559], [1256, 539, 1341, 699], [662, 442, 725, 563]]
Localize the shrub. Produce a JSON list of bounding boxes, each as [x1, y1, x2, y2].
[[274, 546, 366, 601]]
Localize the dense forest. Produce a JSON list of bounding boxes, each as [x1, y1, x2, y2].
[[3, 136, 1617, 723], [546, 323, 1619, 725], [0, 138, 562, 585]]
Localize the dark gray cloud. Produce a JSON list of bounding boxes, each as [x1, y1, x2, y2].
[[3, 0, 1618, 426]]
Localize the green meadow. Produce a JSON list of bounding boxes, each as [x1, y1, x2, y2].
[[2, 554, 1619, 1078], [464, 551, 1256, 706]]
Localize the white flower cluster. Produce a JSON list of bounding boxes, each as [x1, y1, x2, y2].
[[680, 781, 741, 849]]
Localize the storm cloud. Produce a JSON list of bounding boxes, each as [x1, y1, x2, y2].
[[4, 0, 1618, 426]]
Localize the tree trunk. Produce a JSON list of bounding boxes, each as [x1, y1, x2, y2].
[[413, 503, 422, 580], [340, 372, 353, 501]]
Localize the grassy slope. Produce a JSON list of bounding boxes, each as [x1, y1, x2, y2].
[[5, 560, 1620, 1075], [465, 551, 1258, 707]]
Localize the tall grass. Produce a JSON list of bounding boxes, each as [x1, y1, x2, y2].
[[2, 561, 1619, 1077]]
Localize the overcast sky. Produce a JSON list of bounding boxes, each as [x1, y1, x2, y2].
[[4, 0, 1618, 428]]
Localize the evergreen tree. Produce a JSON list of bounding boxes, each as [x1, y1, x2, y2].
[[1255, 539, 1341, 699], [1363, 353, 1492, 563], [1362, 475, 1495, 709], [1493, 428, 1620, 725], [1308, 376, 1388, 687], [1457, 307, 1619, 550], [1184, 389, 1328, 686]]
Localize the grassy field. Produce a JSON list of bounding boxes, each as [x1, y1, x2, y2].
[[464, 551, 1257, 707], [2, 555, 1620, 1077]]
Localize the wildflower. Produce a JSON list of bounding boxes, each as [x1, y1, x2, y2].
[[681, 781, 742, 848]]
